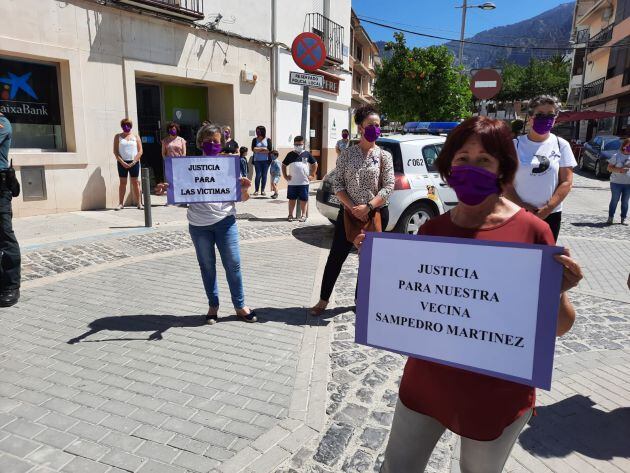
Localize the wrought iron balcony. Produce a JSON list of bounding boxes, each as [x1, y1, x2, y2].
[[589, 24, 614, 48], [113, 0, 204, 21], [307, 13, 345, 64], [583, 77, 605, 100]]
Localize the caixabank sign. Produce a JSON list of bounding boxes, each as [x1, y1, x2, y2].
[[0, 57, 61, 126]]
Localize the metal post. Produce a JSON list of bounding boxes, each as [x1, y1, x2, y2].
[[297, 85, 309, 219], [575, 36, 590, 140], [458, 0, 468, 66], [141, 167, 152, 228]]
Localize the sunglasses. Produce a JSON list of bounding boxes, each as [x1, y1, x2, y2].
[[533, 113, 557, 120]]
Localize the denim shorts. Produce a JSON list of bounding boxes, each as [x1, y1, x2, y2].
[[287, 185, 309, 201], [117, 161, 140, 178], [271, 174, 281, 185]]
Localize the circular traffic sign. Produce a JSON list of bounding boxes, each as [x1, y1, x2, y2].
[[291, 33, 327, 72], [470, 69, 502, 100]]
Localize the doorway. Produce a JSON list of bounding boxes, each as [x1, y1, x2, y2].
[[309, 100, 324, 179], [136, 83, 163, 188]]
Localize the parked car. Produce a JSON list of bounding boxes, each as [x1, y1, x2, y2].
[[316, 135, 458, 234], [579, 135, 622, 178], [402, 121, 460, 135]]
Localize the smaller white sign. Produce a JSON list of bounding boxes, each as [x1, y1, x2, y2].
[[290, 71, 324, 88], [475, 80, 498, 88]]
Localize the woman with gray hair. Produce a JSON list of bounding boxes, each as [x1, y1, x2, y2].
[[188, 122, 257, 324], [505, 95, 577, 241]]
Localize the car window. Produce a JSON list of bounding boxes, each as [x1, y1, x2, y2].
[[376, 141, 404, 174], [604, 139, 621, 151], [422, 145, 442, 172]]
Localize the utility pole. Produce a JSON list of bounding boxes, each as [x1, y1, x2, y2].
[[459, 0, 468, 66]]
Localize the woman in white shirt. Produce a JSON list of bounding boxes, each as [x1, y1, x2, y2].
[[113, 118, 143, 210], [505, 95, 577, 241], [188, 123, 257, 324]]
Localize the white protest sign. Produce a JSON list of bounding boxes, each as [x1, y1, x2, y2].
[[356, 233, 563, 389], [165, 156, 241, 205]]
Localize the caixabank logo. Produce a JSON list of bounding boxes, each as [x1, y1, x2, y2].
[[0, 58, 61, 125]]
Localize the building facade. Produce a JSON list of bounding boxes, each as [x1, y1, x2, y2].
[[1, 0, 351, 216], [568, 0, 630, 140], [349, 10, 380, 139]]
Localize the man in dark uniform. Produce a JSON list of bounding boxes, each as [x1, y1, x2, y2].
[[0, 112, 21, 307]]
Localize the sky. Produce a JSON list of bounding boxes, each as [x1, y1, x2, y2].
[[351, 0, 573, 48]]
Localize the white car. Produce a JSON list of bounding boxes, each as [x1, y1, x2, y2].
[[316, 135, 458, 234]]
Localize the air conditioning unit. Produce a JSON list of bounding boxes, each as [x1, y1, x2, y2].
[[241, 70, 258, 84]]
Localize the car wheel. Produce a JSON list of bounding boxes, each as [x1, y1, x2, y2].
[[578, 154, 588, 170], [595, 159, 606, 178], [395, 202, 436, 234]]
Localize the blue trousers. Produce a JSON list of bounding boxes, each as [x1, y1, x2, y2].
[[254, 161, 270, 192], [189, 215, 245, 309], [609, 182, 630, 220]]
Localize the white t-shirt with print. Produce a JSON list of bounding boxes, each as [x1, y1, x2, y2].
[[513, 134, 577, 213]]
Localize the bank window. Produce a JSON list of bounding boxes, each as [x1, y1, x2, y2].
[[0, 57, 65, 150]]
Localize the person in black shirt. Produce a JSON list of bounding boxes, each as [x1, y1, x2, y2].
[[222, 126, 239, 155]]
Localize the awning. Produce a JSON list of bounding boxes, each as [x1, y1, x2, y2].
[[556, 111, 619, 123]]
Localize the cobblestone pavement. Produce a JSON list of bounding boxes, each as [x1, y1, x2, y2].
[[22, 221, 330, 282], [1, 234, 326, 473]]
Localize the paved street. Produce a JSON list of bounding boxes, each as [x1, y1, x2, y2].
[[1, 172, 629, 473]]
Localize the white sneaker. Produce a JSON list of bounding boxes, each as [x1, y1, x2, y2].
[[115, 204, 124, 211]]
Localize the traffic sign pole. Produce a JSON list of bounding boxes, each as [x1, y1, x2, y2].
[[296, 84, 309, 220]]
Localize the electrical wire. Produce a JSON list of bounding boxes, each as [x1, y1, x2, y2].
[[358, 16, 630, 52]]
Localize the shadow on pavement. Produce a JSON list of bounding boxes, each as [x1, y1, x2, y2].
[[67, 314, 206, 344], [246, 217, 290, 222], [67, 306, 356, 343], [519, 395, 630, 460], [569, 221, 610, 228], [292, 225, 335, 249]]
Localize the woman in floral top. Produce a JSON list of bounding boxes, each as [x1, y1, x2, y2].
[[310, 105, 394, 316]]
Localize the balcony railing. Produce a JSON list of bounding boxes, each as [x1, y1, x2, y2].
[[589, 23, 614, 48], [307, 13, 345, 64], [583, 77, 606, 100], [113, 0, 204, 20], [575, 28, 590, 44]]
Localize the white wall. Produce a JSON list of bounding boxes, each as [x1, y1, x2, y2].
[[200, 0, 272, 43]]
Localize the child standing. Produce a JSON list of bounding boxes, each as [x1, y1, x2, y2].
[[239, 146, 249, 178], [269, 150, 281, 199], [282, 136, 318, 222]]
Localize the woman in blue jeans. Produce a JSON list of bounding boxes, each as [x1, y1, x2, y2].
[[188, 123, 257, 324], [251, 125, 272, 196], [607, 138, 630, 226]]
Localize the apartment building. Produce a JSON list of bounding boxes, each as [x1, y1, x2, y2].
[[568, 0, 630, 140], [1, 0, 351, 216], [349, 10, 380, 139]]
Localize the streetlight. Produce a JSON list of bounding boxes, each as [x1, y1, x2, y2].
[[456, 1, 496, 66]]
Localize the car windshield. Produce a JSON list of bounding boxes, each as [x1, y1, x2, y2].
[[604, 139, 621, 151]]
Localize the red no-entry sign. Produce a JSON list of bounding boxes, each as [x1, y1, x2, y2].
[[470, 69, 502, 100], [291, 32, 327, 72]]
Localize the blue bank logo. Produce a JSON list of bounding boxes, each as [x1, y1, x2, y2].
[[0, 72, 39, 100]]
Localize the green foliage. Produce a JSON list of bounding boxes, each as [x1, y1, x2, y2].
[[496, 55, 571, 102], [373, 33, 472, 123]]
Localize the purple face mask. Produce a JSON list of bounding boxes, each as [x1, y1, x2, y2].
[[622, 145, 630, 154], [202, 141, 223, 156], [363, 125, 381, 143], [446, 165, 500, 206], [342, 132, 349, 139], [224, 131, 231, 139], [169, 128, 177, 136], [532, 116, 555, 135], [122, 124, 132, 133]]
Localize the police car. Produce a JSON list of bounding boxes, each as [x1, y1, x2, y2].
[[316, 135, 458, 234]]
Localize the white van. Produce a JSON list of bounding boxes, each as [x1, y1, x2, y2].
[[316, 135, 458, 234]]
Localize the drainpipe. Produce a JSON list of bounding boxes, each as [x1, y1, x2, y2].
[[271, 0, 278, 150]]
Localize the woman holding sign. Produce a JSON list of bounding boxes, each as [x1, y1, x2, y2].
[[354, 117, 583, 473], [310, 104, 394, 316], [188, 123, 257, 324]]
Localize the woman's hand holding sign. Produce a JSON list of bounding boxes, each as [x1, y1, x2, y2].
[[553, 248, 583, 293], [240, 177, 251, 202]]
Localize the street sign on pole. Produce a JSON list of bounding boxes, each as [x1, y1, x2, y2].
[[290, 71, 324, 88], [470, 69, 502, 100], [291, 32, 327, 72]]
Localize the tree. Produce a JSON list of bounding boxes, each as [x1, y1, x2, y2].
[[373, 33, 472, 123], [496, 56, 571, 102]]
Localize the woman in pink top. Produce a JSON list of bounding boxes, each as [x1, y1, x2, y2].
[[156, 122, 187, 196]]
